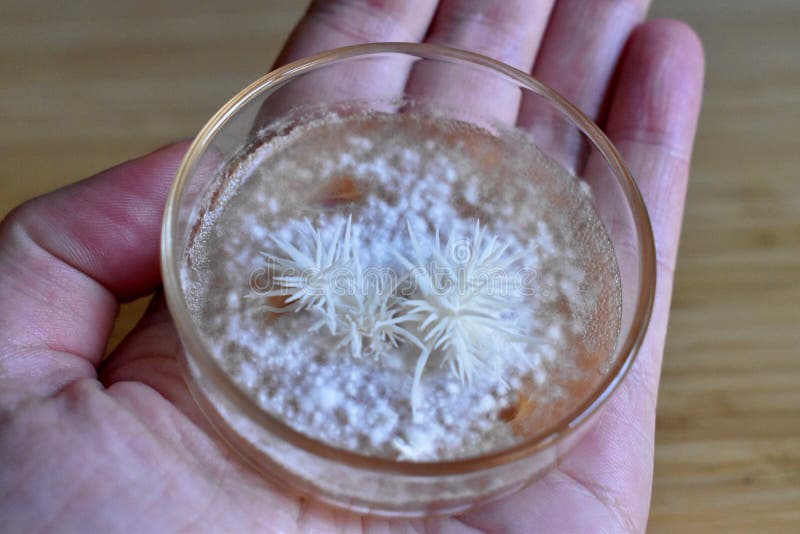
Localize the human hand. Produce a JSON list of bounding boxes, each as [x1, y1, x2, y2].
[[0, 1, 703, 532]]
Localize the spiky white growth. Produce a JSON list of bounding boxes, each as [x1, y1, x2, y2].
[[334, 287, 426, 361], [260, 216, 425, 361], [258, 216, 353, 334], [257, 215, 539, 412], [395, 220, 540, 408], [332, 252, 424, 360]]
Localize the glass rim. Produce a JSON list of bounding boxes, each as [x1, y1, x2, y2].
[[161, 42, 657, 476]]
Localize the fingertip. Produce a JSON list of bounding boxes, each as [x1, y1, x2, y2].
[[11, 140, 194, 302], [632, 18, 705, 79], [100, 140, 191, 190], [605, 18, 705, 160]]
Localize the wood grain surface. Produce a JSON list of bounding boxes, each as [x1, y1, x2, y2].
[[2, 1, 798, 531]]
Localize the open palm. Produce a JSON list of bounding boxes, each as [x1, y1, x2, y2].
[[0, 1, 703, 532]]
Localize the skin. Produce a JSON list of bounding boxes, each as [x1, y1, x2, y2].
[[0, 1, 704, 532]]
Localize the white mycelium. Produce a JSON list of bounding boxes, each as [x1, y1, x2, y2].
[[260, 216, 541, 411]]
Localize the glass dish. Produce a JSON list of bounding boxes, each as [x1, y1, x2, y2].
[[161, 42, 656, 517]]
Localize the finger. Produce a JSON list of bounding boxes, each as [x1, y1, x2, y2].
[[276, 0, 439, 66], [601, 21, 705, 273], [0, 142, 189, 410], [404, 0, 555, 123], [561, 17, 704, 527], [519, 0, 650, 169], [254, 0, 439, 127], [460, 20, 704, 532]]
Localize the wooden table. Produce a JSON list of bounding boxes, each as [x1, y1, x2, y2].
[[2, 1, 798, 531]]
